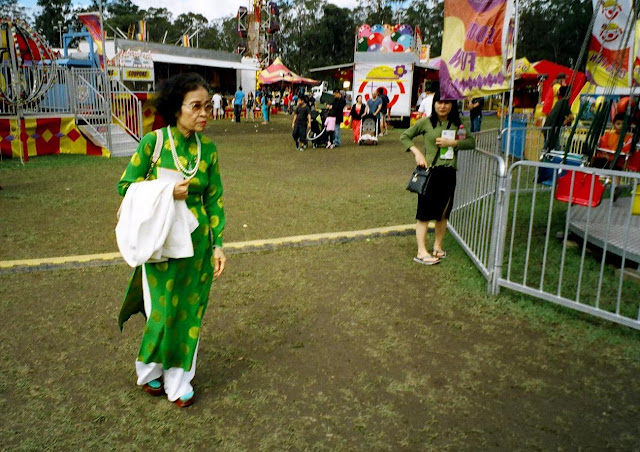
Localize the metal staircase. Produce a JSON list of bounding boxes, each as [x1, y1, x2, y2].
[[72, 68, 142, 157]]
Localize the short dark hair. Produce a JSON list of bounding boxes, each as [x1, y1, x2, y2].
[[155, 73, 208, 126], [558, 85, 569, 98], [429, 91, 462, 128], [613, 112, 626, 123]]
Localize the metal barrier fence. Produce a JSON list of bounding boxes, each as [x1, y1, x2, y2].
[[494, 161, 640, 329], [448, 149, 506, 283], [454, 127, 640, 330]]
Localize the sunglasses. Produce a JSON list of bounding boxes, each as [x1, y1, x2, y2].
[[183, 102, 214, 114]]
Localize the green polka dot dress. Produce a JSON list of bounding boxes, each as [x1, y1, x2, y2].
[[118, 127, 225, 371]]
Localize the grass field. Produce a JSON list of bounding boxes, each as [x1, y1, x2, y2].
[[1, 114, 640, 450]]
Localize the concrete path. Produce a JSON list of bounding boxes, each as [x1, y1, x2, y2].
[[0, 224, 425, 274]]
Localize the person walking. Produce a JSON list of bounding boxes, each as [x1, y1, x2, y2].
[[324, 108, 337, 148], [246, 91, 255, 122], [211, 91, 222, 120], [400, 91, 475, 265], [350, 95, 367, 143], [233, 86, 245, 123], [378, 87, 390, 136], [261, 90, 270, 124], [330, 91, 346, 147], [292, 95, 311, 151], [469, 97, 484, 133], [117, 72, 226, 408], [366, 89, 383, 135]]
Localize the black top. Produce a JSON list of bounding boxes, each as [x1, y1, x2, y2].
[[380, 93, 390, 113], [332, 96, 347, 124], [350, 103, 366, 121], [294, 105, 311, 126], [470, 97, 484, 119]]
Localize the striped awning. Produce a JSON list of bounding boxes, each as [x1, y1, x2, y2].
[[258, 57, 319, 85]]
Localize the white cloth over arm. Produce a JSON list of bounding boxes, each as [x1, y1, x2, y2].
[[116, 179, 199, 267]]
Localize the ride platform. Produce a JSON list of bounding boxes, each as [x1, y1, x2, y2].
[[568, 195, 640, 266]]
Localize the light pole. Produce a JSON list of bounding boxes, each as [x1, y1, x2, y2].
[[54, 21, 64, 48]]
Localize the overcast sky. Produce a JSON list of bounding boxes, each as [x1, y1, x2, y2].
[[20, 0, 366, 22]]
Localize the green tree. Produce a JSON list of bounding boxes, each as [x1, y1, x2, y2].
[[217, 16, 240, 53], [279, 0, 327, 72], [104, 0, 144, 39], [356, 0, 404, 25], [35, 0, 73, 47], [518, 0, 592, 69], [144, 7, 173, 43], [404, 0, 443, 57], [297, 4, 356, 73], [171, 12, 209, 46]]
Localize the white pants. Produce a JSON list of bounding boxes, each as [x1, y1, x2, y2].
[[136, 265, 198, 402]]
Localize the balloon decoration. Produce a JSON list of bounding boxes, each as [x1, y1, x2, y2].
[[356, 23, 415, 53], [357, 24, 372, 39], [356, 37, 369, 52]]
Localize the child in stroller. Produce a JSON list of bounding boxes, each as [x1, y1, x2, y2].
[[307, 107, 330, 148], [358, 113, 379, 145]]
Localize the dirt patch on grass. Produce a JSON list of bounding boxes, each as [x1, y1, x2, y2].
[[1, 236, 640, 450]]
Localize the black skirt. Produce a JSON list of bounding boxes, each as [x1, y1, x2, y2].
[[416, 166, 456, 221]]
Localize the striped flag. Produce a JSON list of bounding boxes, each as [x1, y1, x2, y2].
[[182, 35, 190, 47], [137, 20, 146, 41]]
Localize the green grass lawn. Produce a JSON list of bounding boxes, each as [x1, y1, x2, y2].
[[1, 113, 639, 450]]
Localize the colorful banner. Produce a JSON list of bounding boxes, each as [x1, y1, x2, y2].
[[439, 0, 513, 99], [586, 0, 633, 87], [633, 19, 640, 85], [354, 62, 413, 116], [78, 12, 104, 68], [182, 35, 190, 47]]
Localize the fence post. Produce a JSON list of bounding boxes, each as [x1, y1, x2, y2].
[[488, 155, 508, 295]]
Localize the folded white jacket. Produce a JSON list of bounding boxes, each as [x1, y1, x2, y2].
[[116, 179, 199, 268]]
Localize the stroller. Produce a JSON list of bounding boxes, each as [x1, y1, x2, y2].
[[307, 108, 329, 148], [358, 113, 378, 145]]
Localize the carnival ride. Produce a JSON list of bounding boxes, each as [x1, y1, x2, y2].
[[236, 0, 280, 69], [0, 18, 57, 163], [515, 1, 640, 264]]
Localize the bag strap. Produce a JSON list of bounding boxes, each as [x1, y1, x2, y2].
[[144, 129, 164, 180]]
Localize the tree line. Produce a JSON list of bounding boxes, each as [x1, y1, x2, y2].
[[1, 0, 591, 75]]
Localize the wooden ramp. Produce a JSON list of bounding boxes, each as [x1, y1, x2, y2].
[[569, 196, 640, 265]]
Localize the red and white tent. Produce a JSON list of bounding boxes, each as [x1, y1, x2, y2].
[[258, 58, 319, 85]]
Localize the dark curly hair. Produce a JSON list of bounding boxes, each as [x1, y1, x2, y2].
[[429, 91, 462, 129], [154, 73, 209, 126]]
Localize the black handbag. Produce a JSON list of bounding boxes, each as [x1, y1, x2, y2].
[[406, 151, 440, 195]]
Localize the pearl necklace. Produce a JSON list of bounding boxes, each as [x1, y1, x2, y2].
[[168, 127, 201, 179]]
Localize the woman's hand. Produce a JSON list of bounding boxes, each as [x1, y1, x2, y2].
[[436, 137, 457, 148], [173, 179, 189, 200], [213, 247, 226, 278], [410, 146, 427, 167]]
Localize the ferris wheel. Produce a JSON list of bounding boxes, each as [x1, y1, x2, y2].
[[236, 0, 280, 69]]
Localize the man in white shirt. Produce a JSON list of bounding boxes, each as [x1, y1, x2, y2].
[[212, 92, 222, 120], [418, 91, 434, 118]]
